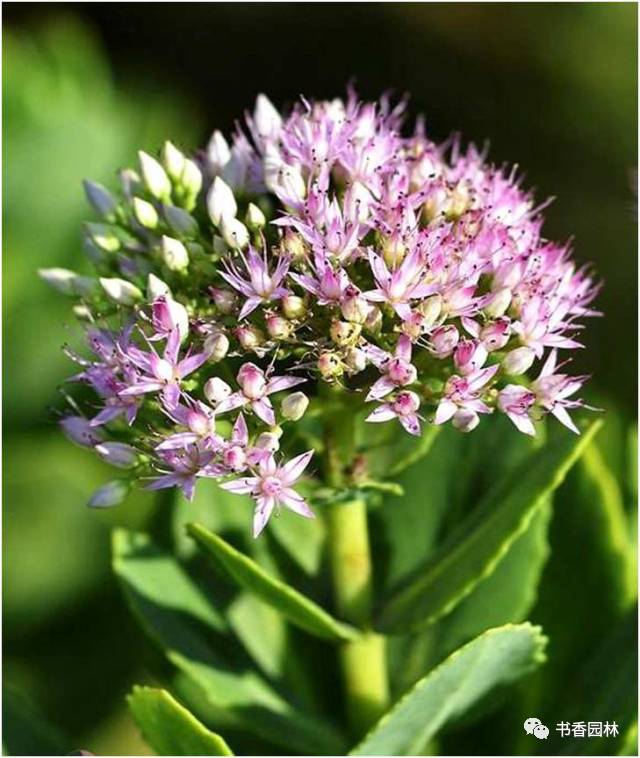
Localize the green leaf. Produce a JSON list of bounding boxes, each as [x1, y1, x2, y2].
[[350, 623, 547, 756], [187, 522, 358, 642], [376, 420, 601, 633], [112, 529, 346, 755], [128, 686, 233, 756], [2, 684, 67, 756]]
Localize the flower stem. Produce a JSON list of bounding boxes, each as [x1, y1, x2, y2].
[[324, 393, 390, 739]]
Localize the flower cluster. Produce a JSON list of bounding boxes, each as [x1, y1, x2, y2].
[[44, 90, 599, 535]]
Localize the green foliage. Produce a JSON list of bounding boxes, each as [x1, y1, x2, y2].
[[128, 686, 233, 756]]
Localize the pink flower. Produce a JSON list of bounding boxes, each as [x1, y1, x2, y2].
[[531, 350, 588, 434], [364, 248, 435, 319], [145, 443, 217, 501], [220, 451, 315, 537], [215, 363, 305, 425], [365, 335, 417, 401], [434, 365, 499, 429], [219, 245, 290, 319], [366, 390, 422, 436], [498, 384, 537, 436]]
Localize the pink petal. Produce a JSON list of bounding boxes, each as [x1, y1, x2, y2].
[[280, 488, 315, 518], [365, 405, 396, 423], [252, 397, 276, 425], [238, 297, 262, 320], [232, 413, 249, 446], [280, 450, 314, 485], [366, 376, 395, 402], [220, 477, 257, 495], [396, 334, 412, 362], [266, 375, 306, 394], [434, 399, 457, 425], [253, 497, 276, 538], [399, 413, 422, 436], [216, 393, 248, 414], [551, 405, 580, 434]]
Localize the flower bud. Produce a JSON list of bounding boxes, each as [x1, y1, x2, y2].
[[281, 391, 309, 421], [430, 325, 459, 357], [60, 416, 104, 447], [281, 229, 306, 259], [39, 268, 95, 297], [161, 235, 190, 271], [279, 165, 307, 203], [344, 346, 367, 373], [266, 314, 293, 340], [207, 130, 231, 173], [210, 287, 237, 314], [181, 159, 203, 197], [484, 287, 512, 318], [237, 363, 266, 398], [417, 294, 443, 329], [85, 222, 121, 252], [388, 357, 418, 385], [147, 273, 171, 300], [382, 235, 406, 268], [152, 295, 189, 340], [502, 346, 536, 375], [223, 445, 246, 472], [281, 294, 307, 320], [255, 431, 281, 450], [340, 290, 369, 324], [100, 277, 143, 305], [133, 197, 159, 229], [401, 311, 427, 339], [221, 217, 249, 249], [138, 150, 172, 200], [364, 305, 383, 334], [480, 318, 511, 351], [95, 442, 138, 468], [330, 320, 361, 346], [245, 203, 266, 230], [454, 340, 487, 375], [83, 180, 117, 219], [119, 168, 142, 199], [446, 182, 471, 219], [254, 93, 282, 142], [204, 376, 232, 403], [204, 331, 230, 362], [207, 176, 237, 225], [317, 351, 343, 380], [73, 304, 92, 321], [452, 408, 480, 433], [162, 141, 186, 180], [234, 324, 265, 351], [88, 479, 129, 509], [164, 205, 199, 236]]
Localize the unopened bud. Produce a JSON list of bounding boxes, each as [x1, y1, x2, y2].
[[255, 431, 281, 451], [364, 305, 383, 334], [100, 277, 143, 305], [430, 325, 459, 357], [221, 217, 249, 249], [204, 376, 232, 403], [281, 229, 306, 259], [212, 235, 228, 256], [95, 442, 138, 468], [480, 318, 511, 351], [85, 222, 121, 252], [254, 93, 282, 142], [119, 168, 142, 199], [281, 294, 307, 320], [417, 294, 443, 328], [60, 416, 104, 447], [237, 363, 266, 398], [161, 235, 189, 271], [83, 180, 117, 219], [133, 197, 159, 229], [454, 340, 487, 375], [152, 295, 189, 340], [266, 314, 293, 340], [39, 268, 95, 297], [138, 150, 172, 200], [147, 273, 171, 300], [382, 235, 406, 268], [207, 130, 231, 173], [223, 445, 246, 472], [281, 391, 309, 421], [204, 332, 230, 362], [207, 176, 237, 225], [344, 346, 367, 373], [452, 408, 480, 433], [88, 479, 129, 508], [234, 324, 264, 351], [210, 287, 237, 314], [163, 204, 198, 236], [162, 141, 186, 180], [340, 290, 369, 324], [181, 159, 203, 198], [502, 346, 536, 375], [246, 203, 266, 230], [318, 351, 343, 380], [484, 288, 512, 318], [330, 320, 361, 346]]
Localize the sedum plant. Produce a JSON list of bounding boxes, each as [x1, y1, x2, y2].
[[42, 91, 616, 755]]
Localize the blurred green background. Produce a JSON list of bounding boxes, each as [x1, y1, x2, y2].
[[3, 3, 637, 755]]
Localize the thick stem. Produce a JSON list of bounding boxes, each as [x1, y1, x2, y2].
[[323, 393, 389, 738]]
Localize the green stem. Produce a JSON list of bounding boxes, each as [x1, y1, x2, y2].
[[323, 391, 390, 739]]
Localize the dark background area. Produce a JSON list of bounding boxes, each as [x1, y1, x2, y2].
[[4, 3, 637, 754]]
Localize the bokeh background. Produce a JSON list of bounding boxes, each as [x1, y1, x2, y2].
[[3, 3, 637, 755]]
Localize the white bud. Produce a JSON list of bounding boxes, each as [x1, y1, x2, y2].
[[39, 268, 95, 297], [344, 346, 367, 373], [85, 222, 121, 252], [138, 150, 172, 200], [452, 408, 480, 433], [181, 159, 202, 196], [221, 217, 249, 250], [95, 442, 138, 468], [119, 168, 142, 199], [484, 288, 512, 319], [207, 130, 231, 173], [502, 346, 536, 375], [245, 203, 266, 230], [204, 376, 232, 403], [253, 93, 282, 142], [207, 176, 237, 225], [147, 273, 171, 300], [161, 235, 190, 271], [255, 431, 280, 451], [204, 331, 230, 362], [164, 205, 198, 236], [279, 165, 307, 203], [88, 479, 129, 508], [162, 140, 186, 180], [281, 391, 309, 421], [83, 180, 117, 219], [133, 197, 159, 229], [417, 294, 443, 329], [100, 277, 143, 305]]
